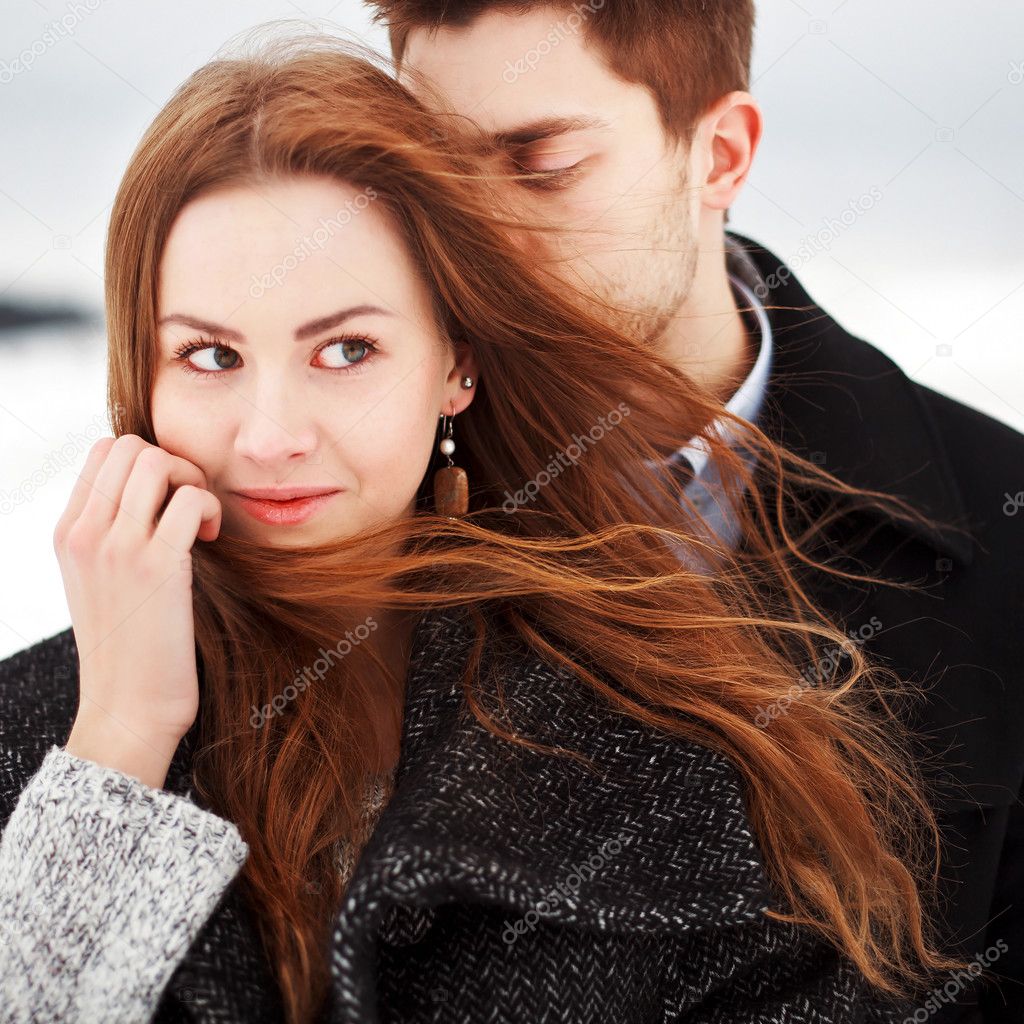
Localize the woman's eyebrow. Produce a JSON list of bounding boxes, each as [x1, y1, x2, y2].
[[294, 305, 395, 340], [157, 304, 395, 342]]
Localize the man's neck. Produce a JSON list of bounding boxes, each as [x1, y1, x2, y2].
[[659, 235, 755, 406]]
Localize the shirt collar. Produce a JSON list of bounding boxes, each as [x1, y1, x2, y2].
[[643, 236, 775, 566], [671, 255, 774, 480]]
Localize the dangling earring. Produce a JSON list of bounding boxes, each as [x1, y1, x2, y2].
[[433, 409, 469, 518]]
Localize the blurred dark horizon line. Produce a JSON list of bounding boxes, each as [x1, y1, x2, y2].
[[0, 298, 96, 333]]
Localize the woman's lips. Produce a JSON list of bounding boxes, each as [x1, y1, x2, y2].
[[234, 491, 341, 525]]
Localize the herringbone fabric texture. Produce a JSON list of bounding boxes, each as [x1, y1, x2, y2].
[[0, 607, 917, 1022]]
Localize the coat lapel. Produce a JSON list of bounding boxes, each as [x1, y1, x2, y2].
[[328, 606, 778, 1022], [727, 229, 975, 567], [728, 234, 1024, 807], [158, 608, 774, 1021]]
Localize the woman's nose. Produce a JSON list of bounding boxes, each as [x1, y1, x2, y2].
[[233, 388, 320, 467]]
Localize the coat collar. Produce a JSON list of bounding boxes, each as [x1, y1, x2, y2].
[[726, 229, 976, 567], [327, 606, 778, 1021], [159, 606, 778, 1021]]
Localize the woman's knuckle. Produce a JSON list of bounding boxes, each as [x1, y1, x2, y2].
[[97, 537, 130, 569], [112, 433, 144, 452], [171, 484, 199, 505], [133, 445, 166, 473], [64, 522, 95, 559], [90, 435, 116, 457]]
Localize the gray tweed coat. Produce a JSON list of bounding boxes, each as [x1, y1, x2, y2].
[[0, 605, 911, 1023]]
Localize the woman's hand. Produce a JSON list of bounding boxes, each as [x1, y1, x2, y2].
[[54, 434, 222, 789]]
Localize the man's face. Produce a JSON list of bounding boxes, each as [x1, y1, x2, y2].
[[400, 4, 701, 348]]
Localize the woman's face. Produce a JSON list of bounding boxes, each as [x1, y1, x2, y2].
[[151, 175, 476, 548]]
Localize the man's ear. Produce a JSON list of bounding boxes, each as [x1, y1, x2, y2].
[[698, 90, 763, 213]]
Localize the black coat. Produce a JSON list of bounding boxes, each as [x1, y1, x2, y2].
[[1, 608, 907, 1023], [729, 229, 1024, 1024]]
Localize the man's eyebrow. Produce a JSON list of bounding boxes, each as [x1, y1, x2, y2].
[[489, 115, 611, 148], [157, 304, 395, 342]]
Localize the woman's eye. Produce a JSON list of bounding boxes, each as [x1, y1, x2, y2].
[[172, 335, 377, 377], [185, 344, 239, 373], [318, 338, 372, 368]]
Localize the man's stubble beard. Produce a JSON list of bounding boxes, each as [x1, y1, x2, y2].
[[558, 176, 700, 351]]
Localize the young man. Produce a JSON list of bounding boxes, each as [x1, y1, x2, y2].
[[368, 2, 1024, 1020]]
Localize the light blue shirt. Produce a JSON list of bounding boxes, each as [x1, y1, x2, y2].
[[650, 234, 774, 566]]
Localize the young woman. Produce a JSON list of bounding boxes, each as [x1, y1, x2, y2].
[[0, 33, 972, 1024]]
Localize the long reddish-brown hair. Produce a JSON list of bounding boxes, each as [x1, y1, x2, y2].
[[104, 32, 971, 1024]]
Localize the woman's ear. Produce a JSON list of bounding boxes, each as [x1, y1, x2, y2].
[[444, 339, 480, 415]]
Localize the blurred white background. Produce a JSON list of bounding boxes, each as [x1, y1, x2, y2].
[[1, 0, 1022, 657]]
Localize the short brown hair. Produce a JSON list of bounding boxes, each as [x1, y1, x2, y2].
[[367, 0, 756, 147]]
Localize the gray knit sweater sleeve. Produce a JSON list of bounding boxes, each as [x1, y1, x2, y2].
[[0, 743, 249, 1024]]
